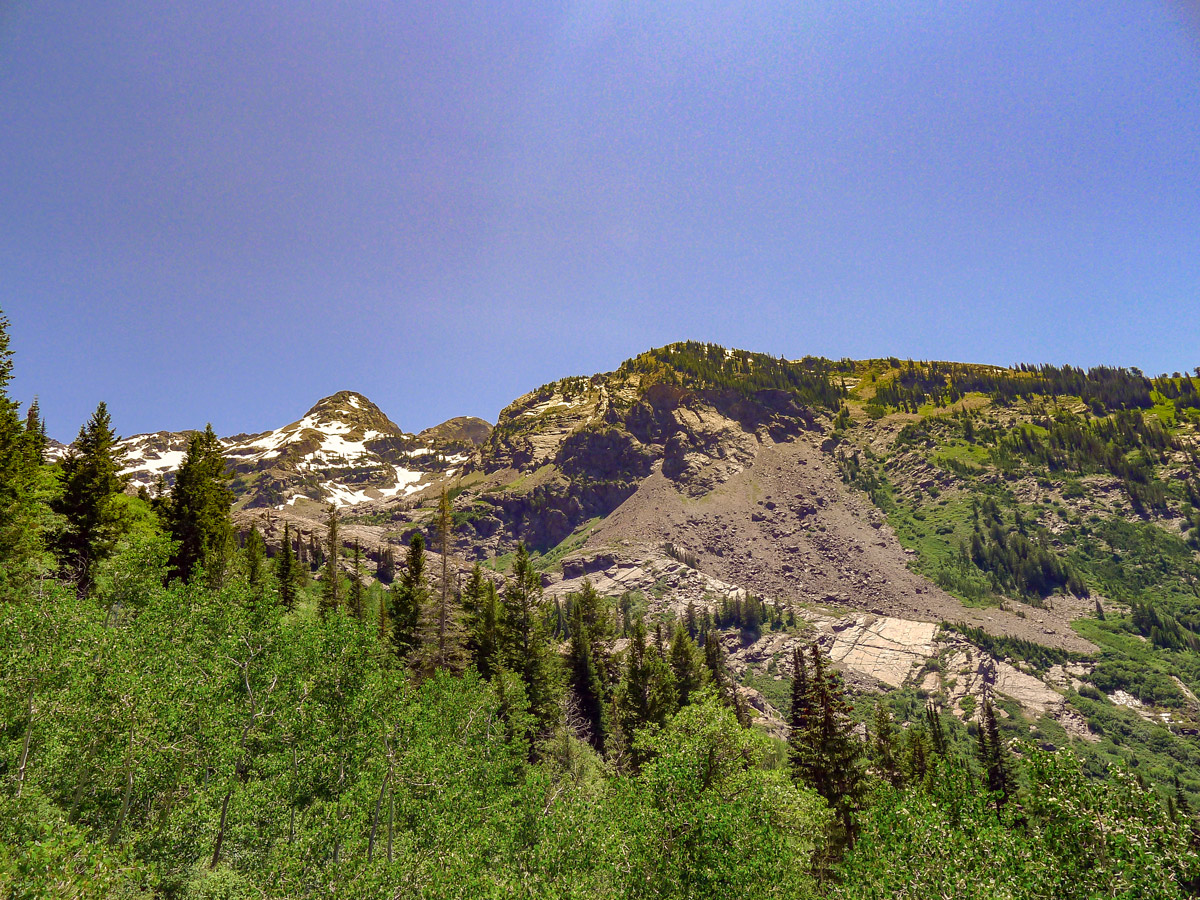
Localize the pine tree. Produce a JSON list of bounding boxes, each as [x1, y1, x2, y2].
[[668, 626, 705, 709], [904, 726, 930, 785], [567, 595, 607, 749], [349, 540, 364, 620], [787, 647, 810, 783], [615, 620, 677, 766], [0, 311, 44, 596], [23, 398, 46, 467], [871, 701, 903, 788], [275, 522, 300, 610], [703, 631, 724, 687], [461, 564, 488, 664], [418, 487, 466, 674], [161, 424, 233, 585], [497, 542, 561, 736], [52, 402, 128, 596], [243, 524, 267, 592], [475, 578, 500, 678], [925, 702, 948, 757], [789, 642, 864, 846], [977, 696, 1012, 812], [391, 533, 427, 661], [376, 546, 396, 584], [319, 505, 342, 619]]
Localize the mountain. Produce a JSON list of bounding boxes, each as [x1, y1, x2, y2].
[[238, 343, 1200, 786], [109, 343, 1200, 787], [21, 340, 1200, 896], [115, 391, 492, 510]]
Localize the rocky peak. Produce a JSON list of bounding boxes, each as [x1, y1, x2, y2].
[[116, 430, 201, 492], [417, 416, 493, 449], [298, 391, 406, 439]]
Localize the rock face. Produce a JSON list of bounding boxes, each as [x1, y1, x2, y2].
[[920, 644, 1097, 742], [823, 616, 939, 688], [454, 356, 835, 556], [117, 431, 199, 492], [417, 416, 492, 450]]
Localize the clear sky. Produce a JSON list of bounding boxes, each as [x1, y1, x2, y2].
[[2, 1, 1198, 442]]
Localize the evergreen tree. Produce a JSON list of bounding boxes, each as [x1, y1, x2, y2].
[[375, 546, 396, 584], [977, 697, 1013, 812], [497, 542, 561, 736], [52, 402, 128, 596], [0, 311, 45, 596], [320, 505, 342, 619], [668, 626, 705, 708], [925, 702, 948, 758], [789, 641, 864, 846], [418, 487, 466, 675], [161, 424, 233, 584], [23, 397, 46, 467], [787, 647, 811, 783], [349, 539, 364, 621], [243, 524, 267, 592], [703, 631, 725, 687], [390, 533, 427, 661], [275, 521, 300, 610], [566, 595, 607, 749], [461, 563, 488, 665], [615, 620, 677, 766], [904, 726, 930, 785], [871, 701, 903, 788], [475, 578, 500, 679]]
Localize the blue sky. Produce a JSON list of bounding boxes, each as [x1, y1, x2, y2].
[[2, 1, 1198, 441]]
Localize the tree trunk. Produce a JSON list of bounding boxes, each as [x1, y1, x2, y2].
[[210, 789, 232, 869], [386, 786, 394, 863], [368, 770, 390, 863], [15, 691, 34, 799]]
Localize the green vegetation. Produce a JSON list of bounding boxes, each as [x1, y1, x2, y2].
[[941, 622, 1085, 672], [836, 354, 1200, 809], [4, 308, 1200, 897], [535, 516, 602, 571], [618, 341, 847, 409], [865, 359, 1157, 415]]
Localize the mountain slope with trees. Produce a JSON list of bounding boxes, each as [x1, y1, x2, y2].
[[4, 310, 1200, 898]]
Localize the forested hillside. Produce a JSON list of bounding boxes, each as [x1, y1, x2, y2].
[[3, 312, 1200, 898]]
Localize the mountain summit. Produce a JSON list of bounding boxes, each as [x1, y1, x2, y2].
[[116, 391, 492, 509]]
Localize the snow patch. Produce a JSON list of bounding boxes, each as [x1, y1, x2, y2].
[[520, 395, 587, 418], [319, 466, 429, 508], [121, 449, 188, 478]]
